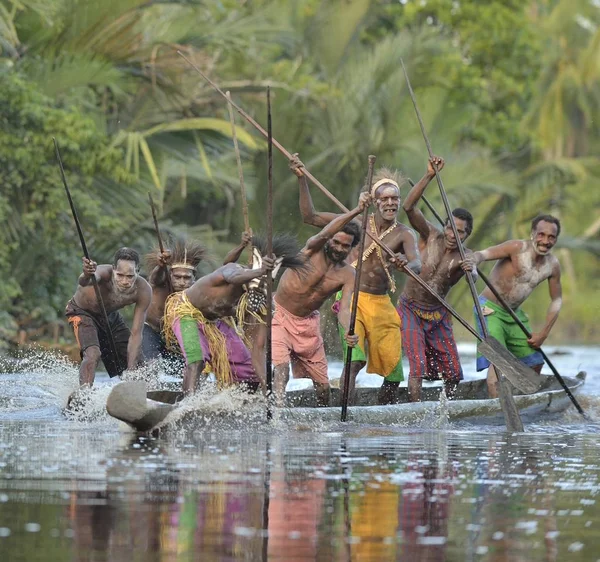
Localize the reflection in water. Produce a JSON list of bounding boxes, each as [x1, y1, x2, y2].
[[0, 425, 599, 561]]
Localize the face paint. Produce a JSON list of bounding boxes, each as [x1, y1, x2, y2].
[[113, 260, 138, 293]]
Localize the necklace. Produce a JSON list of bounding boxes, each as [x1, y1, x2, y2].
[[351, 214, 399, 292]]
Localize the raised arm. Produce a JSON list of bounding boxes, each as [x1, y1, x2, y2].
[[290, 154, 340, 228], [127, 280, 152, 370], [403, 156, 444, 240], [223, 231, 253, 265], [473, 240, 525, 265], [304, 193, 369, 255], [528, 261, 562, 348], [220, 257, 274, 287], [148, 250, 171, 287]]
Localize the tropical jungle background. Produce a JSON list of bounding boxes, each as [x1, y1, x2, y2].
[[0, 0, 599, 354]]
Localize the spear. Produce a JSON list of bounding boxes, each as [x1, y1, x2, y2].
[[265, 87, 274, 420], [148, 192, 173, 294], [54, 138, 123, 376], [340, 155, 376, 422]]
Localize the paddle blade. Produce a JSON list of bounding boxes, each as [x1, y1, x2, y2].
[[479, 337, 543, 394]]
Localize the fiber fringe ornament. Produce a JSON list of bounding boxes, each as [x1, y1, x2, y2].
[[163, 292, 236, 387]]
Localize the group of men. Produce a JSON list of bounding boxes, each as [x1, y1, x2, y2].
[[65, 154, 563, 406]]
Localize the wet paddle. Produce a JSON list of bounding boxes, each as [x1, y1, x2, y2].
[[148, 192, 174, 294], [401, 59, 524, 431], [53, 138, 123, 376], [179, 54, 538, 398], [340, 155, 376, 422], [265, 87, 274, 420]]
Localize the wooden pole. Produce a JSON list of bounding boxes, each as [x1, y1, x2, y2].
[[340, 155, 376, 422], [265, 87, 274, 419], [148, 192, 174, 294], [53, 138, 123, 375], [226, 91, 251, 234], [401, 58, 523, 432]]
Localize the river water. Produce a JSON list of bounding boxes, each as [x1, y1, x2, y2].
[[0, 344, 599, 561]]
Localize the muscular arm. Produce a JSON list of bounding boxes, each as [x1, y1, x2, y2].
[[304, 204, 363, 254], [223, 242, 246, 265], [540, 263, 562, 339], [298, 175, 340, 227], [127, 281, 152, 370], [78, 264, 112, 287], [473, 240, 524, 264], [149, 265, 168, 288], [402, 172, 436, 240], [401, 229, 422, 274], [221, 263, 266, 287], [336, 271, 355, 334]]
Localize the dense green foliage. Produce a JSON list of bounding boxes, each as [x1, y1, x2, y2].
[[0, 0, 598, 349]]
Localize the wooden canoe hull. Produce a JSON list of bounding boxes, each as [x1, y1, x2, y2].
[[106, 373, 587, 432]]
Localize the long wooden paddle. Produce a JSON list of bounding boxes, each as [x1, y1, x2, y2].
[[340, 155, 376, 422], [265, 87, 274, 420], [400, 59, 523, 432], [179, 54, 539, 398], [53, 138, 123, 376], [148, 192, 174, 294], [414, 185, 585, 417]]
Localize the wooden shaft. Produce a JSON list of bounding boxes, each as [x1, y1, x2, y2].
[[53, 138, 123, 374], [148, 192, 174, 294], [341, 155, 376, 422], [265, 87, 274, 418], [226, 91, 250, 234]]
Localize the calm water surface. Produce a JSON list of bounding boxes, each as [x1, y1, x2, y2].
[[0, 345, 599, 561]]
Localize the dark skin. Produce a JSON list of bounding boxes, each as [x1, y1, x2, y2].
[[402, 156, 475, 401], [146, 250, 196, 332], [74, 258, 152, 387], [181, 256, 274, 394], [291, 155, 422, 405], [473, 221, 562, 397], [273, 196, 368, 407], [223, 231, 253, 265]]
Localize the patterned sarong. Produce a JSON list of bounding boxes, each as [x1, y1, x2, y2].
[[397, 295, 463, 382]]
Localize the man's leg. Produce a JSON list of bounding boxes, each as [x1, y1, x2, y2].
[[378, 379, 400, 405], [487, 365, 499, 399], [398, 300, 427, 403], [273, 363, 290, 407], [314, 382, 331, 407], [340, 360, 365, 406], [173, 317, 206, 394], [425, 313, 463, 400], [80, 346, 101, 387], [183, 362, 202, 394]]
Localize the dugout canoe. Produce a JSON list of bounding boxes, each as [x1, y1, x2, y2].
[[105, 372, 587, 432]]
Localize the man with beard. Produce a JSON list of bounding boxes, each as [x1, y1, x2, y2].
[[163, 246, 275, 394], [291, 155, 421, 405], [143, 238, 206, 369], [399, 156, 476, 401], [473, 215, 563, 397], [272, 194, 369, 407], [65, 247, 152, 387]]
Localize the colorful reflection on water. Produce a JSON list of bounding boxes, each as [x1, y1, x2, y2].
[[0, 424, 599, 561]]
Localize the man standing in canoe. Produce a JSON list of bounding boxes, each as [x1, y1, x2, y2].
[[272, 193, 369, 407], [399, 156, 476, 401], [163, 249, 275, 394], [65, 248, 152, 387], [143, 238, 206, 370], [473, 215, 563, 397], [291, 155, 421, 404]]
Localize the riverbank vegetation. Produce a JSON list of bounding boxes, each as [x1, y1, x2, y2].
[[0, 0, 598, 351]]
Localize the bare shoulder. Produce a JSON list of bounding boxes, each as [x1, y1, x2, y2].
[[96, 264, 113, 281], [549, 253, 561, 274], [136, 276, 152, 302]]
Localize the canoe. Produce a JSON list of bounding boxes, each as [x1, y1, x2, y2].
[[105, 372, 587, 432]]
